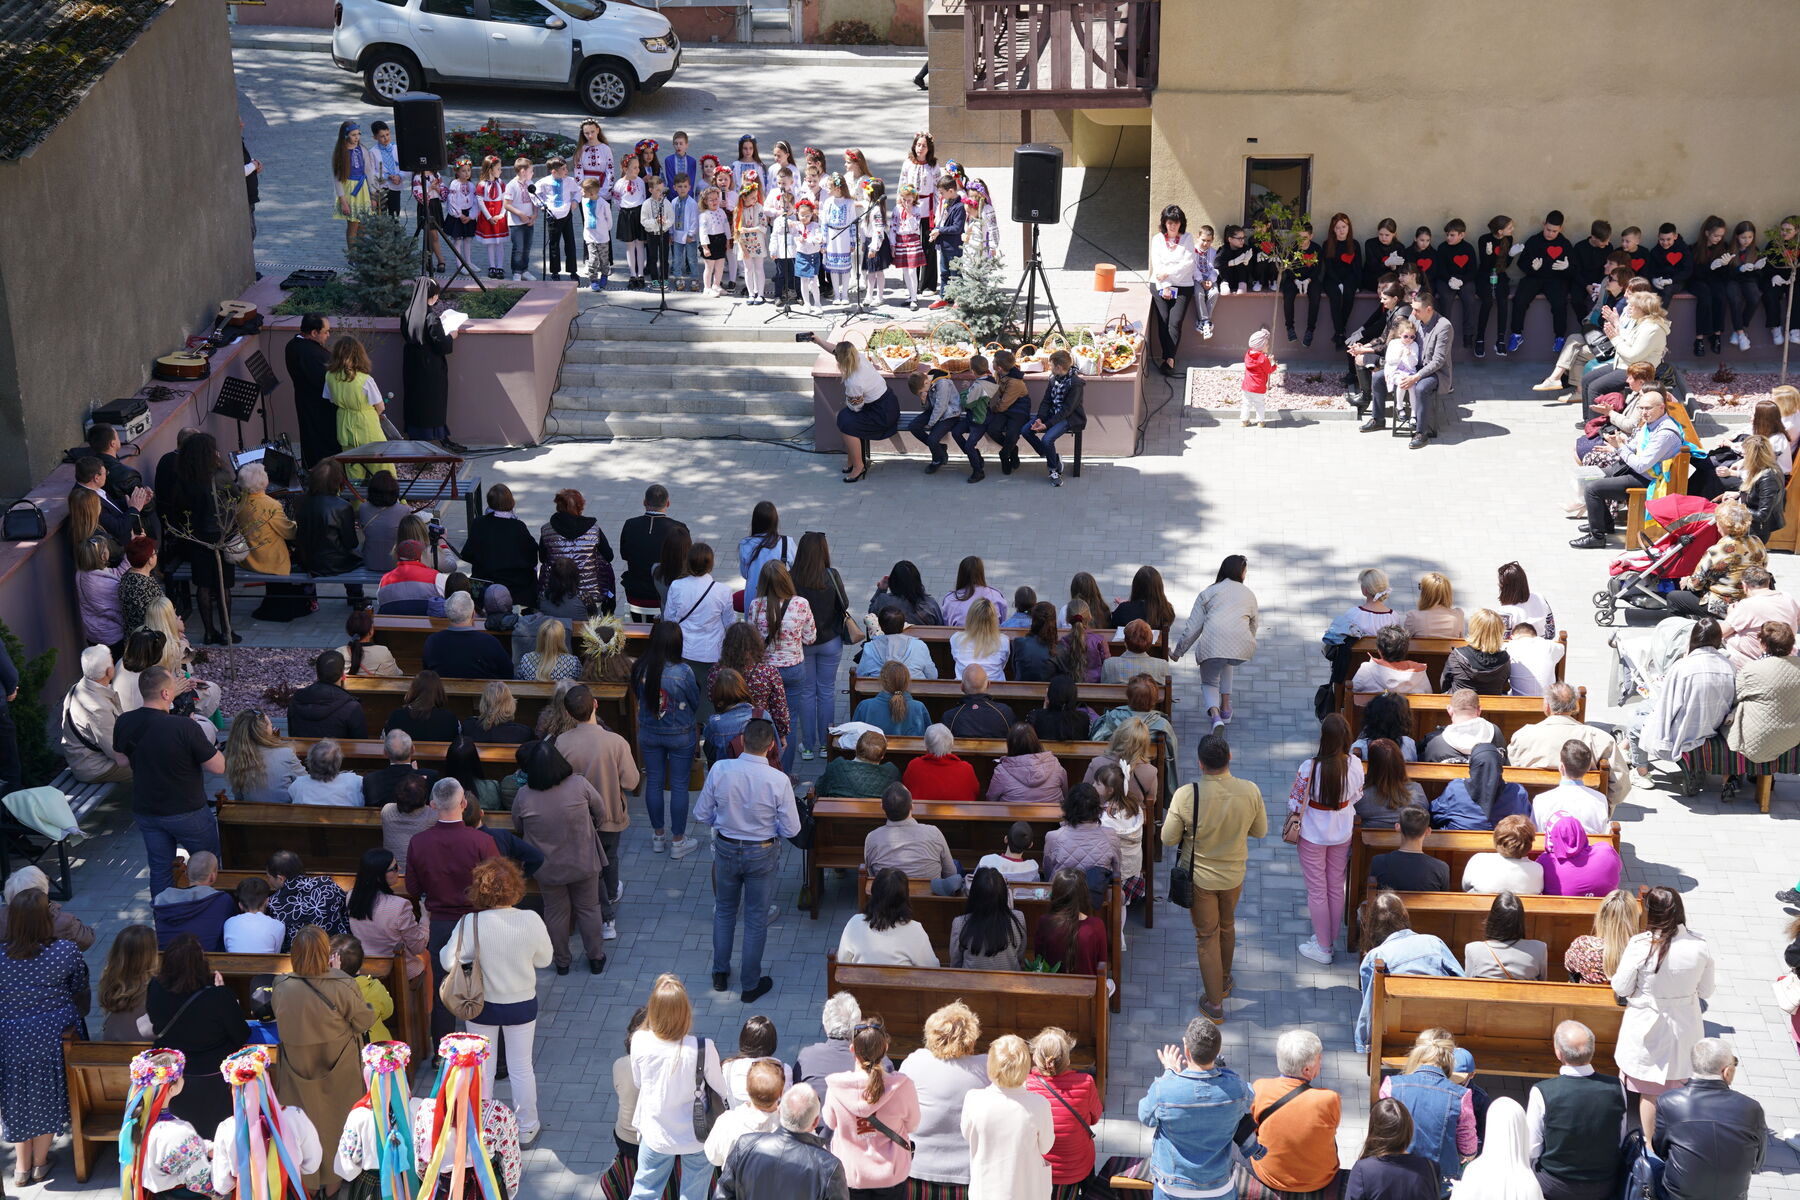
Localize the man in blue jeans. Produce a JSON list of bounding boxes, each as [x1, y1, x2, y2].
[[693, 720, 800, 1004], [1137, 1017, 1252, 1198], [111, 665, 225, 898]]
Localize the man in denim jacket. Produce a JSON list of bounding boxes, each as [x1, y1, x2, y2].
[[1137, 1018, 1252, 1197]]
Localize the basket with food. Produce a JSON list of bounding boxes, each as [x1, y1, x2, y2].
[[1066, 328, 1101, 374], [1096, 315, 1142, 373], [927, 317, 977, 374], [866, 324, 920, 375]]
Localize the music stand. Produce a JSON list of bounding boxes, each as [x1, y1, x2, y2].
[[243, 350, 280, 445], [211, 377, 262, 453]]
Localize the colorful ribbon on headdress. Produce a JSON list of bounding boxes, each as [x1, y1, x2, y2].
[[735, 171, 763, 238], [635, 138, 659, 159], [223, 1045, 309, 1200], [860, 176, 881, 203], [827, 172, 846, 190], [416, 1034, 503, 1200], [120, 1050, 185, 1200], [361, 1042, 418, 1200], [941, 158, 965, 186]]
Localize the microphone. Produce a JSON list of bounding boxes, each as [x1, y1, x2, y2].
[[528, 181, 539, 194]]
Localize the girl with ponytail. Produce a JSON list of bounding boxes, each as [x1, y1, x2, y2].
[[1058, 598, 1109, 682], [821, 1015, 920, 1195]]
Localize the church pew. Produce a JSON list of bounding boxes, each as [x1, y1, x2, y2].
[[1383, 891, 1605, 967], [895, 624, 1169, 681], [826, 953, 1111, 1093], [372, 615, 653, 672], [339, 676, 635, 753], [1345, 630, 1570, 692], [1344, 688, 1586, 746], [845, 675, 1173, 723], [285, 737, 518, 780], [215, 800, 514, 875], [208, 952, 416, 1058]]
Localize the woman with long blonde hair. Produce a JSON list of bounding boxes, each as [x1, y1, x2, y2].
[[1403, 571, 1466, 639], [223, 709, 302, 803], [326, 335, 388, 477], [1563, 888, 1641, 983], [950, 596, 1009, 680], [626, 974, 727, 1198], [1379, 1028, 1477, 1188], [1736, 433, 1787, 542], [519, 618, 581, 681], [142, 597, 222, 718], [1580, 288, 1672, 407]]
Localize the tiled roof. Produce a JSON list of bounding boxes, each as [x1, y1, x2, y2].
[[0, 0, 172, 161]]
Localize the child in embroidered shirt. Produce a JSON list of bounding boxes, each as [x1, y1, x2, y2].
[[963, 180, 1000, 262], [767, 190, 798, 305], [698, 185, 732, 296], [574, 119, 614, 191], [800, 164, 825, 213], [503, 157, 537, 281], [331, 120, 373, 250], [578, 177, 614, 291], [774, 165, 797, 209], [861, 178, 892, 306], [662, 129, 697, 194], [1383, 318, 1420, 425], [731, 135, 766, 191], [891, 183, 926, 309], [736, 174, 770, 303], [611, 152, 648, 287], [822, 174, 857, 306], [771, 139, 797, 181], [1241, 327, 1276, 426], [540, 157, 578, 282], [369, 118, 405, 218], [412, 166, 446, 271], [794, 198, 826, 312], [474, 155, 509, 279], [634, 138, 661, 186], [669, 173, 699, 291], [640, 174, 675, 285], [444, 158, 477, 270], [713, 164, 740, 292]]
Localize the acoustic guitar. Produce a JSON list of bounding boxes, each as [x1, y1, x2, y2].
[[153, 351, 210, 381], [217, 300, 259, 328]]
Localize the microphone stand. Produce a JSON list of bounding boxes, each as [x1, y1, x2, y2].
[[637, 203, 696, 323], [831, 206, 879, 323], [761, 216, 810, 325], [418, 157, 484, 292]]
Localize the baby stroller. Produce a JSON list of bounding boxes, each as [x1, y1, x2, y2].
[[1593, 495, 1719, 626]]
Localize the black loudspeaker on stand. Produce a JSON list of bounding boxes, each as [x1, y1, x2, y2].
[[394, 92, 483, 291], [1012, 144, 1064, 225]]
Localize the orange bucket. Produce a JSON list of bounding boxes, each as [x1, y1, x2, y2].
[[1093, 263, 1117, 292]]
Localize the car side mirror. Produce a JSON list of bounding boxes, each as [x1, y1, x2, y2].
[[546, 15, 565, 27]]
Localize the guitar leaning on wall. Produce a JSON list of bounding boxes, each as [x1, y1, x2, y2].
[[151, 302, 263, 381]]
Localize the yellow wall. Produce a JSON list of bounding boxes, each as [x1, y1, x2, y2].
[[1150, 0, 1800, 238]]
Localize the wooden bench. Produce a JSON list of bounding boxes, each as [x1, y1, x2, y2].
[[216, 800, 514, 874], [0, 770, 120, 900], [1387, 891, 1604, 967], [286, 737, 520, 780], [66, 1039, 281, 1182], [1365, 963, 1620, 1101], [1347, 818, 1621, 946], [210, 951, 418, 1055], [807, 798, 1062, 919], [341, 676, 635, 750], [899, 625, 1170, 681], [373, 615, 653, 673], [170, 560, 385, 600], [1346, 631, 1569, 693], [1345, 688, 1586, 745], [826, 952, 1111, 1092], [846, 676, 1173, 723], [859, 870, 1128, 1012], [1624, 398, 1697, 551]]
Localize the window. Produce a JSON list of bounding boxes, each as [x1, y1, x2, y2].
[[1244, 158, 1311, 225], [421, 0, 476, 16], [485, 0, 552, 23]]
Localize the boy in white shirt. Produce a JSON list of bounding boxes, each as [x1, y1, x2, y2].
[[1531, 741, 1612, 834], [539, 157, 578, 281], [503, 157, 537, 281], [669, 173, 700, 291], [1505, 622, 1565, 696], [579, 177, 614, 293], [975, 822, 1041, 882], [704, 1059, 784, 1166], [222, 877, 285, 953]]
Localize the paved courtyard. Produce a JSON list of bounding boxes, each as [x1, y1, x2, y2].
[[42, 357, 1800, 1196]]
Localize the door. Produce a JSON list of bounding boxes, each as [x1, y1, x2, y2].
[[415, 0, 489, 77], [481, 0, 573, 83]]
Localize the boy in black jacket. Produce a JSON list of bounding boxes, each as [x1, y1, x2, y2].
[[1643, 222, 1694, 310], [1431, 220, 1480, 349], [1362, 218, 1405, 292], [1505, 209, 1576, 354], [1568, 219, 1614, 328], [1215, 225, 1258, 292], [1279, 223, 1323, 344]]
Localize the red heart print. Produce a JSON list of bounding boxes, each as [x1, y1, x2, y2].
[[1545, 245, 1563, 259], [1452, 254, 1469, 268], [1666, 251, 1683, 264], [1417, 257, 1433, 272], [1629, 257, 1646, 272], [1340, 252, 1355, 264]]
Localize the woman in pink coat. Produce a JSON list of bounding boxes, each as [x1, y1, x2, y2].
[[986, 724, 1069, 805], [822, 1018, 920, 1197]]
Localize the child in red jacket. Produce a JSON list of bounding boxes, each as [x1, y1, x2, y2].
[[1241, 328, 1276, 426]]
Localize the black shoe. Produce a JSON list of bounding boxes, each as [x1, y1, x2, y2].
[[1710, 333, 1723, 354], [1569, 533, 1609, 549], [1777, 888, 1800, 906], [555, 962, 570, 976], [1694, 336, 1708, 356], [1408, 435, 1427, 449], [924, 460, 944, 474], [1285, 325, 1297, 342], [967, 467, 985, 483], [1000, 456, 1015, 476], [1473, 338, 1487, 358], [741, 976, 774, 1004], [712, 972, 729, 992], [1577, 523, 1594, 532], [1302, 328, 1315, 347], [1332, 336, 1346, 351], [1358, 419, 1384, 432], [589, 956, 606, 975]]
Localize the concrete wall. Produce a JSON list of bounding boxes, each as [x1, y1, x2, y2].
[[1150, 0, 1800, 240], [234, 0, 334, 26], [0, 0, 252, 496], [924, 0, 1073, 169]]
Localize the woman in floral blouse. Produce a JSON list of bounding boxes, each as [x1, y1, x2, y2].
[[746, 561, 815, 771], [1563, 888, 1641, 984]]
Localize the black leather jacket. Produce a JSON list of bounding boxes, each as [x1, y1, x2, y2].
[[1653, 1078, 1765, 1200], [718, 1129, 847, 1200], [297, 494, 362, 576]]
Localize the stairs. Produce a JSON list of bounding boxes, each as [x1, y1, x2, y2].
[[544, 295, 819, 441]]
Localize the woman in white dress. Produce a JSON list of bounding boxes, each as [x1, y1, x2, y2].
[[1610, 886, 1715, 1141]]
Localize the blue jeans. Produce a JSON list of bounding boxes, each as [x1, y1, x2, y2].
[[510, 221, 536, 274], [777, 661, 805, 771], [669, 239, 698, 283], [801, 637, 843, 750], [137, 806, 221, 899], [1022, 418, 1072, 472], [629, 1147, 709, 1200], [639, 725, 697, 837], [712, 836, 781, 986]]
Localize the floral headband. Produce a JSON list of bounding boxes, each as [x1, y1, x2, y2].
[[803, 146, 822, 159], [438, 1032, 492, 1068], [966, 180, 991, 203], [699, 153, 721, 171], [130, 1048, 184, 1089], [362, 1041, 412, 1075], [860, 177, 882, 201], [941, 158, 965, 182], [222, 1044, 279, 1087], [796, 198, 817, 212], [635, 139, 659, 157], [827, 172, 846, 189], [844, 148, 862, 161], [739, 172, 762, 197]]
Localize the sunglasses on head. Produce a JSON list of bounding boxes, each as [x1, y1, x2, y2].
[[853, 1018, 885, 1034]]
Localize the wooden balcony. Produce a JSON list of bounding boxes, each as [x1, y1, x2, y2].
[[964, 0, 1159, 110]]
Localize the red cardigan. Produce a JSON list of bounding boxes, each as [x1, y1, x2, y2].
[[899, 753, 979, 804], [1027, 1069, 1103, 1183]]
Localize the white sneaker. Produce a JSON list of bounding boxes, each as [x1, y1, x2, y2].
[[511, 272, 522, 281], [1776, 330, 1788, 347], [1790, 330, 1800, 344], [670, 836, 698, 860], [602, 921, 618, 940], [651, 832, 668, 853], [611, 881, 625, 905], [522, 271, 536, 281], [1297, 937, 1334, 965], [1202, 323, 1215, 339]]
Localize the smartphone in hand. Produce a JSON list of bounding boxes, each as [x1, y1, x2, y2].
[[794, 332, 814, 343]]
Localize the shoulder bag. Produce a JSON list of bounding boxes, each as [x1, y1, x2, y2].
[[150, 987, 210, 1041], [1038, 1074, 1096, 1141], [672, 579, 718, 625], [692, 1036, 726, 1139], [438, 912, 486, 1020], [864, 1111, 915, 1152], [1235, 1078, 1311, 1160], [831, 568, 866, 645], [1774, 969, 1800, 1015], [1168, 784, 1198, 910]]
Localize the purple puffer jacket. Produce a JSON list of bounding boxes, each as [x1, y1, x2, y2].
[[986, 751, 1069, 805], [78, 565, 126, 646]]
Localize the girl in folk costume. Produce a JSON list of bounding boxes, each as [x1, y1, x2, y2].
[[735, 172, 770, 304], [890, 182, 926, 310], [799, 162, 825, 214], [712, 164, 742, 292], [794, 198, 826, 313], [574, 120, 614, 191], [443, 159, 478, 274], [860, 177, 892, 306], [326, 335, 390, 479], [612, 153, 649, 288], [474, 156, 510, 280], [634, 138, 661, 186], [821, 174, 858, 307], [729, 134, 765, 192], [118, 1049, 216, 1199], [843, 149, 874, 213], [770, 140, 797, 182], [208, 1044, 324, 1199], [899, 131, 941, 292], [333, 1042, 420, 1200], [412, 168, 446, 273], [332, 121, 374, 250], [802, 145, 829, 181], [698, 186, 732, 297], [413, 1034, 522, 1200], [964, 179, 1002, 261]]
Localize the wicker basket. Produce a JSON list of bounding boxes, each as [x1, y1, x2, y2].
[[866, 324, 920, 375], [1096, 315, 1141, 373], [928, 317, 977, 374]]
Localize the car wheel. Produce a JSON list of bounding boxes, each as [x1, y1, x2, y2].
[[364, 51, 419, 103], [578, 60, 634, 116]]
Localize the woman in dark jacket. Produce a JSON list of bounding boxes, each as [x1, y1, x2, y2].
[[1023, 352, 1086, 486], [461, 484, 539, 609], [145, 934, 249, 1131], [1319, 213, 1362, 350], [1440, 608, 1513, 695], [1010, 602, 1060, 682], [383, 670, 460, 742], [1027, 672, 1091, 742], [1737, 435, 1787, 543], [1346, 283, 1411, 414], [296, 460, 363, 578], [401, 278, 463, 449], [165, 431, 237, 644], [867, 560, 943, 626], [538, 487, 614, 614]]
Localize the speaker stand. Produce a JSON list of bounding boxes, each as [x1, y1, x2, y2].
[[1007, 221, 1064, 341]]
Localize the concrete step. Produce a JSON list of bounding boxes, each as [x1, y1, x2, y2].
[[555, 362, 814, 392], [561, 340, 821, 368], [551, 385, 812, 416], [574, 298, 834, 343], [544, 411, 814, 440]]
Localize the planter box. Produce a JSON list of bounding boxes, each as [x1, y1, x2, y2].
[[245, 276, 577, 448]]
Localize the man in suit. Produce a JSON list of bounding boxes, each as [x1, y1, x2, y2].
[[617, 483, 688, 620], [83, 424, 147, 508], [285, 315, 337, 467], [73, 456, 150, 548], [1369, 290, 1453, 449]]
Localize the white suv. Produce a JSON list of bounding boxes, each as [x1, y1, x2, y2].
[[332, 0, 680, 117]]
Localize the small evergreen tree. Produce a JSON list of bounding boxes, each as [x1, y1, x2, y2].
[[943, 252, 1011, 344], [1766, 221, 1800, 383], [0, 620, 58, 787], [347, 207, 420, 317], [1248, 198, 1315, 330]]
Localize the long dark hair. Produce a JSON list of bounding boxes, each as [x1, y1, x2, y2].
[[957, 867, 1023, 959], [631, 620, 684, 715], [1039, 867, 1091, 968], [791, 531, 832, 591], [1324, 212, 1354, 258], [523, 739, 575, 792], [656, 526, 692, 589], [1028, 601, 1058, 649], [952, 556, 988, 602], [719, 622, 766, 676], [443, 737, 485, 793], [864, 868, 912, 933], [1361, 692, 1412, 749], [886, 561, 927, 606], [545, 557, 581, 607], [1062, 600, 1096, 678], [1216, 555, 1247, 584], [345, 608, 373, 675], [1068, 573, 1112, 630], [405, 670, 448, 718], [1364, 738, 1412, 811], [1642, 886, 1685, 972], [749, 500, 781, 550], [348, 847, 398, 922], [174, 431, 222, 494], [1360, 1097, 1414, 1159], [1307, 713, 1351, 810], [1484, 891, 1526, 943], [1127, 566, 1174, 630]]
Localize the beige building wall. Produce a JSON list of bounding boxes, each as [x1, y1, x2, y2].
[[1150, 0, 1800, 239]]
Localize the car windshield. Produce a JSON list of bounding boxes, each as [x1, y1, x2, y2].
[[544, 0, 603, 17]]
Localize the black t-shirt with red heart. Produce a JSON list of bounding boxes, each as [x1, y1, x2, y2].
[[1431, 240, 1480, 290], [1517, 232, 1576, 280]]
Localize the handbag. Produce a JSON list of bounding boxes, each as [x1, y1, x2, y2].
[[438, 913, 486, 1021], [1235, 1078, 1310, 1161], [1774, 970, 1800, 1015], [1167, 784, 1197, 910], [1, 498, 46, 541], [831, 569, 866, 645], [691, 1036, 726, 1140], [221, 529, 253, 565]]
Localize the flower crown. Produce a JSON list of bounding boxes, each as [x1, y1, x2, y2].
[[222, 1044, 278, 1087], [635, 139, 659, 157], [130, 1049, 184, 1090], [941, 158, 965, 183], [827, 172, 846, 189], [698, 153, 721, 171], [796, 198, 817, 212], [860, 177, 881, 201], [578, 613, 627, 660], [363, 1041, 412, 1075], [438, 1032, 492, 1068], [739, 171, 762, 196]]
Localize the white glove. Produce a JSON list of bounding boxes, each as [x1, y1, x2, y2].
[[1384, 252, 1403, 268], [1711, 257, 1729, 270], [1218, 282, 1232, 295], [1775, 275, 1790, 287], [1754, 257, 1768, 270], [1653, 277, 1672, 289], [1532, 258, 1544, 271], [1510, 243, 1526, 255], [1551, 257, 1569, 271], [1740, 262, 1757, 272], [1231, 251, 1252, 267], [1449, 276, 1463, 291], [1298, 279, 1310, 294]]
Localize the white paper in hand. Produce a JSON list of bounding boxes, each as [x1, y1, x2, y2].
[[1654, 278, 1671, 288], [440, 309, 472, 336]]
